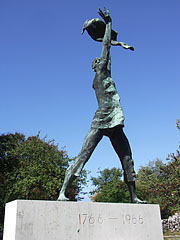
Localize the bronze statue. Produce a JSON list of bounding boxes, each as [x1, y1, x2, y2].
[[58, 8, 145, 204]]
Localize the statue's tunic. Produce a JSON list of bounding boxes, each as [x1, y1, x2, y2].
[[91, 59, 125, 129]]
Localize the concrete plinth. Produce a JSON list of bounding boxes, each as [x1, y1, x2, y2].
[[3, 200, 163, 240]]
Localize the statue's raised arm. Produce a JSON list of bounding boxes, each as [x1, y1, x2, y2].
[[98, 8, 112, 60]]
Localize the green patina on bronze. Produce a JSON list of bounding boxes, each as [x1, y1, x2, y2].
[[58, 8, 146, 204]]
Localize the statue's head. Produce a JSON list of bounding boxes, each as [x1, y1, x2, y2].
[[92, 57, 101, 72]]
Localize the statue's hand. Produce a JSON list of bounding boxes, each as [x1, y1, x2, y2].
[[98, 8, 112, 24]]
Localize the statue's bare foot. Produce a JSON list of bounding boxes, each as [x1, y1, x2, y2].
[[132, 197, 147, 204], [57, 193, 69, 201]]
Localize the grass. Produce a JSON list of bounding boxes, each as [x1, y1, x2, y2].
[[164, 231, 180, 240]]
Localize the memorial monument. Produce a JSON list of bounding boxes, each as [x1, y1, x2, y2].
[[3, 8, 164, 240], [58, 8, 145, 204]]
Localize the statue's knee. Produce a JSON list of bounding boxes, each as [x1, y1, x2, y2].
[[66, 163, 76, 176], [124, 172, 136, 183], [123, 156, 134, 168]]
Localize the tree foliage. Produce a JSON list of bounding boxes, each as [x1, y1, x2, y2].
[[137, 121, 180, 218], [0, 132, 86, 231], [90, 168, 130, 203], [137, 153, 180, 218], [176, 119, 180, 130]]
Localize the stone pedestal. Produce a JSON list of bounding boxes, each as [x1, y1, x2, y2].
[[3, 200, 163, 240]]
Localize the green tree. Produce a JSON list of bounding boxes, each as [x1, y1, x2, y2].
[[0, 132, 86, 232], [137, 121, 180, 218], [137, 155, 180, 218], [0, 133, 26, 230], [136, 159, 167, 214], [161, 151, 180, 217], [137, 159, 166, 200], [90, 168, 130, 203], [176, 119, 180, 130]]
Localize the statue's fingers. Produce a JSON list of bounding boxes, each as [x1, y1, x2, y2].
[[107, 9, 110, 16], [98, 8, 103, 14], [98, 8, 104, 18], [104, 7, 107, 15], [98, 12, 105, 19], [99, 8, 105, 16]]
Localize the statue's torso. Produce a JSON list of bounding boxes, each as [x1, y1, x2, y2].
[[91, 59, 124, 129]]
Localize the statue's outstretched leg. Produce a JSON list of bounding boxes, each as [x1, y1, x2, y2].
[[109, 125, 146, 204], [57, 128, 103, 201]]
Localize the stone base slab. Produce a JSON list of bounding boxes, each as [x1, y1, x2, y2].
[[3, 200, 163, 240]]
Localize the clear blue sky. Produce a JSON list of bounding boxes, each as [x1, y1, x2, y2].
[[0, 0, 179, 199]]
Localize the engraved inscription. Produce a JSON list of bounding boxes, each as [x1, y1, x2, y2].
[[79, 214, 103, 225], [79, 213, 144, 225], [122, 214, 144, 224], [98, 214, 103, 224]]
